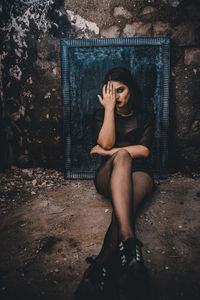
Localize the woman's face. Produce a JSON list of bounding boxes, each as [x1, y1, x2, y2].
[[109, 81, 131, 110]]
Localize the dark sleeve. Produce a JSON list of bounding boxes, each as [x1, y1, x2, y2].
[[137, 113, 155, 150], [92, 108, 104, 146]]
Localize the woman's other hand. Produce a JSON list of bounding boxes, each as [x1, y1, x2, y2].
[[90, 145, 109, 156], [97, 81, 116, 112]]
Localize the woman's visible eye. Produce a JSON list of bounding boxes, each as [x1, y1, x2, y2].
[[117, 87, 124, 93]]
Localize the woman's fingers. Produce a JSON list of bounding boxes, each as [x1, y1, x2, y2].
[[97, 94, 103, 105], [104, 81, 114, 96], [108, 81, 110, 94], [111, 81, 114, 96], [109, 81, 115, 97], [105, 81, 110, 95], [90, 145, 99, 155], [100, 81, 116, 109], [103, 84, 106, 97]]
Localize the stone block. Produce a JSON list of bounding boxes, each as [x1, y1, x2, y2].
[[37, 36, 59, 61], [171, 24, 198, 46], [100, 26, 120, 38], [161, 0, 183, 7], [191, 120, 200, 133], [113, 6, 132, 19], [141, 6, 157, 16], [184, 48, 200, 66], [123, 22, 152, 38], [153, 22, 172, 37], [171, 58, 200, 156]]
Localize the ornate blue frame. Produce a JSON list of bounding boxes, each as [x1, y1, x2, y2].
[[61, 38, 170, 179]]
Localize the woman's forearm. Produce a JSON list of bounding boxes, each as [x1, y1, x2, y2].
[[106, 145, 150, 158], [97, 109, 116, 149]]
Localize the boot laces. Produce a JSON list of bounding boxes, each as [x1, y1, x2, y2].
[[118, 239, 142, 267]]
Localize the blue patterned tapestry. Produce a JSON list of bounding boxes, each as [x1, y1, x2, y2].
[[61, 38, 170, 179]]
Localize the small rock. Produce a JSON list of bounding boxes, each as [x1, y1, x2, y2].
[[113, 6, 132, 19], [22, 169, 29, 174], [191, 120, 200, 132], [153, 21, 172, 37], [28, 169, 33, 177], [101, 26, 120, 38], [123, 22, 152, 38], [184, 48, 200, 66], [165, 266, 169, 270], [141, 6, 157, 16], [32, 179, 37, 186], [193, 68, 197, 75], [161, 0, 182, 8], [171, 24, 197, 46]]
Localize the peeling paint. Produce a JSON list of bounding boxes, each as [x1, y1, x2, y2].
[[2, 1, 54, 50], [9, 65, 22, 80], [66, 9, 99, 35], [52, 67, 57, 75], [27, 76, 33, 84], [44, 92, 51, 99], [23, 90, 32, 97], [0, 52, 8, 61]]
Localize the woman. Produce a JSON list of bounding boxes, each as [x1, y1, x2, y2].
[[75, 67, 155, 300]]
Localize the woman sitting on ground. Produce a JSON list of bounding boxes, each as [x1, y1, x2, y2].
[[75, 67, 155, 300]]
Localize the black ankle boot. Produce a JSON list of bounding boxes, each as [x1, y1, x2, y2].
[[118, 238, 144, 269], [74, 260, 114, 300], [114, 238, 149, 299]]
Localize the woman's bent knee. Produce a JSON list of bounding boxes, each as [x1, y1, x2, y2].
[[112, 149, 132, 165]]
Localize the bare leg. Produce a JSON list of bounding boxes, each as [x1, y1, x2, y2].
[[94, 151, 153, 265], [110, 150, 134, 240]]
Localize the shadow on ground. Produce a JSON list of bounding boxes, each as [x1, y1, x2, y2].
[[0, 168, 200, 300]]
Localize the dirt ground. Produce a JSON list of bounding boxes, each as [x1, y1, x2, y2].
[[0, 167, 200, 300]]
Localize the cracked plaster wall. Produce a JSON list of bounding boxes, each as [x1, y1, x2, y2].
[[0, 0, 200, 171]]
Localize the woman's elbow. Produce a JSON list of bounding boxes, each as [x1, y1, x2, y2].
[[143, 147, 150, 158], [100, 143, 113, 150], [97, 139, 113, 150]]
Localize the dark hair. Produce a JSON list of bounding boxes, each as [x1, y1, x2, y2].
[[104, 67, 143, 113]]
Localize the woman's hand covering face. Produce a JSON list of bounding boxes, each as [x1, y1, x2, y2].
[[97, 81, 116, 111]]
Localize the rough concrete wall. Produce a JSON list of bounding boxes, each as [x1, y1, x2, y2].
[[0, 0, 200, 171]]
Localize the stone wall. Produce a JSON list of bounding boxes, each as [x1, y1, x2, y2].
[[0, 0, 200, 172]]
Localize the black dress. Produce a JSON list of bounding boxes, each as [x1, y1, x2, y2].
[[92, 108, 155, 179]]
